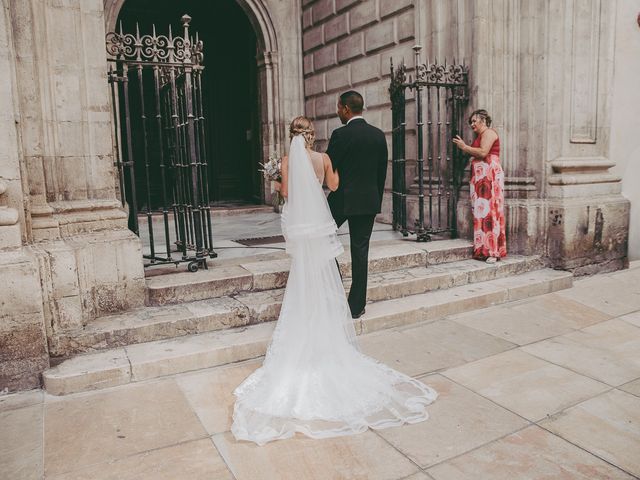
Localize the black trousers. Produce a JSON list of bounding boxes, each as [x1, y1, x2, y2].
[[333, 214, 376, 315]]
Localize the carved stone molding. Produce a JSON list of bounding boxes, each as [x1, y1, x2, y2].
[[549, 156, 619, 185]]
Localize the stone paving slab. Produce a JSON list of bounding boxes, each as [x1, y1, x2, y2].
[[47, 439, 234, 480], [212, 429, 421, 480], [375, 374, 529, 469], [449, 293, 611, 346], [0, 403, 43, 480], [522, 318, 640, 386], [540, 389, 640, 477], [427, 424, 636, 479], [443, 349, 610, 422]]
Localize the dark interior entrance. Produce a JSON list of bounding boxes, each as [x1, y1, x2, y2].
[[117, 0, 261, 207]]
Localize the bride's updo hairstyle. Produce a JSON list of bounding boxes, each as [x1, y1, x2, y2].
[[289, 116, 316, 148]]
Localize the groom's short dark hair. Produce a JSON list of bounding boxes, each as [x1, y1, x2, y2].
[[339, 90, 364, 114]]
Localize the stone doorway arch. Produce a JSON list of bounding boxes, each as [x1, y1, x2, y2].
[[103, 0, 301, 205]]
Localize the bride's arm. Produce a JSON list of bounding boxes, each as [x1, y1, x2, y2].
[[323, 153, 339, 191], [280, 156, 289, 198]]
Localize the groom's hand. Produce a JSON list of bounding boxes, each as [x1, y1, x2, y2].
[[273, 181, 282, 192]]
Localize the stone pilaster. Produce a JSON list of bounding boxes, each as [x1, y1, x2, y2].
[[543, 0, 628, 273], [6, 0, 145, 345], [0, 0, 48, 392]]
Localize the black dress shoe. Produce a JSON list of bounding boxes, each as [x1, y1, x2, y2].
[[351, 308, 365, 319]]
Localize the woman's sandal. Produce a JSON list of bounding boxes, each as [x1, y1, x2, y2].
[[485, 256, 498, 264]]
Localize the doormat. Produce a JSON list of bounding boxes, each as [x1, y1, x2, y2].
[[235, 235, 286, 246]]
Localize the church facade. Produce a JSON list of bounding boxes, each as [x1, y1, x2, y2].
[[0, 0, 634, 391]]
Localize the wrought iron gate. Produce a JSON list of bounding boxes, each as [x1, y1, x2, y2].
[[389, 46, 469, 241], [106, 14, 215, 271]]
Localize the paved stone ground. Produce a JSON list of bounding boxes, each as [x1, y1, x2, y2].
[[2, 263, 640, 479]]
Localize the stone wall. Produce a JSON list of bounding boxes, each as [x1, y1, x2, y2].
[[301, 0, 416, 217]]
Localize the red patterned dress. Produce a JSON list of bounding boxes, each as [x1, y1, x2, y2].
[[469, 130, 507, 260]]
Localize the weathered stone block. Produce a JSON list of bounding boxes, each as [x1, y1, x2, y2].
[[313, 44, 337, 70], [0, 252, 49, 392], [43, 348, 130, 395], [380, 0, 413, 18], [304, 73, 325, 96], [303, 53, 314, 74], [305, 98, 315, 117], [55, 295, 84, 330], [145, 265, 253, 306], [303, 25, 324, 50], [336, 0, 361, 11], [364, 20, 395, 53], [326, 64, 351, 92], [337, 32, 364, 62], [351, 54, 381, 84], [312, 0, 335, 23], [315, 94, 339, 117], [362, 81, 390, 108], [55, 122, 86, 160], [49, 246, 80, 298], [324, 14, 349, 42], [0, 224, 21, 249], [303, 8, 313, 29], [547, 195, 629, 274], [350, 0, 378, 31], [396, 10, 415, 42]]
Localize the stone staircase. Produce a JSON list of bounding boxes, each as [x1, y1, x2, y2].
[[43, 239, 573, 395]]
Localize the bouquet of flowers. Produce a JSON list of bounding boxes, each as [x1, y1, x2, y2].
[[260, 153, 285, 207]]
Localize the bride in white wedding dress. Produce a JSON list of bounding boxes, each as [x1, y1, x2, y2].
[[231, 117, 437, 446]]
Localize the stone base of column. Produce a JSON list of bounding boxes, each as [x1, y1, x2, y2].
[[547, 195, 629, 275], [0, 250, 49, 392], [457, 190, 629, 275], [457, 197, 549, 257], [31, 229, 146, 346]]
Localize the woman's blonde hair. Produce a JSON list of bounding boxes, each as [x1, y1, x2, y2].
[[289, 116, 315, 148]]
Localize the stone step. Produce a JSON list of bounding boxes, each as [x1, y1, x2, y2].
[[43, 268, 573, 395], [144, 239, 473, 306], [50, 254, 540, 357]]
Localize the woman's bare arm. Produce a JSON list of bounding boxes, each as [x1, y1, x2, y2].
[[323, 153, 339, 191], [453, 129, 498, 159]]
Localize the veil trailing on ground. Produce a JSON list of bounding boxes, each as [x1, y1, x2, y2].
[[231, 135, 437, 446]]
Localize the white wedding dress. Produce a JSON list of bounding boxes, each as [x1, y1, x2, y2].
[[231, 135, 437, 446]]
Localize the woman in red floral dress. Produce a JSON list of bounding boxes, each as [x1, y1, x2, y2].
[[453, 109, 506, 263]]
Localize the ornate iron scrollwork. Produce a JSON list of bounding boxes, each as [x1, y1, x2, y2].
[[414, 61, 468, 86], [106, 15, 203, 66]]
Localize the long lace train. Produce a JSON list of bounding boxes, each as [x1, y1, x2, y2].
[[231, 136, 437, 446]]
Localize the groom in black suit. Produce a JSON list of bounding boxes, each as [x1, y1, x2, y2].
[[326, 90, 388, 319]]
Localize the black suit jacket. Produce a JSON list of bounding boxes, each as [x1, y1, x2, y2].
[[325, 118, 388, 216]]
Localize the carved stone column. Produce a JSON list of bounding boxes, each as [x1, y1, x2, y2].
[[6, 0, 145, 350], [541, 0, 628, 273], [0, 0, 49, 391]]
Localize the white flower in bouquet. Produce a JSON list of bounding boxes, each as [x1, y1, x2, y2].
[[259, 153, 284, 206]]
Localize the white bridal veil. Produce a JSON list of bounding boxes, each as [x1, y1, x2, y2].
[[231, 135, 437, 446]]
